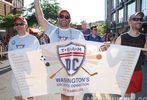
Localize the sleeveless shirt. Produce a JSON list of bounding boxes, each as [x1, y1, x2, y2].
[[121, 33, 145, 71]]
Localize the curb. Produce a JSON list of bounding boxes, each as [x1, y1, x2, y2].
[[0, 59, 11, 75], [0, 65, 11, 75]]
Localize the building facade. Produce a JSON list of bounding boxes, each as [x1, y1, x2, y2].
[[0, 0, 24, 16], [0, 0, 12, 16], [105, 0, 147, 34], [0, 0, 24, 36]]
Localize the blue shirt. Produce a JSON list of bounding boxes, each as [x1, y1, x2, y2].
[[86, 34, 102, 42], [8, 33, 40, 51]]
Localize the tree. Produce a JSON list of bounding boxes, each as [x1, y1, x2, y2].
[[24, 0, 60, 27], [0, 14, 14, 29], [96, 23, 106, 36]]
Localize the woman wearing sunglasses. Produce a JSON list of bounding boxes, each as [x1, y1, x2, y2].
[[8, 16, 40, 100]]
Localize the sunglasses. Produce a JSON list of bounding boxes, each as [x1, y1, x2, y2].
[[132, 18, 143, 22], [14, 23, 25, 26], [59, 15, 70, 19]]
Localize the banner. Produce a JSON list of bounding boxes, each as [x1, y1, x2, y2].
[[8, 40, 141, 98]]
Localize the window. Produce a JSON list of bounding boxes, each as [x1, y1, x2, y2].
[[119, 0, 123, 4], [112, 13, 116, 21], [118, 8, 124, 23], [127, 2, 136, 21], [141, 0, 147, 16], [112, 0, 117, 9]]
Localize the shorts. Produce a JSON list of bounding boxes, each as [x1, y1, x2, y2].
[[126, 70, 143, 94], [11, 73, 21, 96]]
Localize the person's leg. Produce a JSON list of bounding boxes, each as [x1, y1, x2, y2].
[[15, 96, 23, 100], [15, 96, 35, 100], [61, 94, 74, 100], [27, 97, 35, 100]]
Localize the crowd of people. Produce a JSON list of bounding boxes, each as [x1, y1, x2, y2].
[[0, 0, 146, 99], [0, 34, 10, 59]]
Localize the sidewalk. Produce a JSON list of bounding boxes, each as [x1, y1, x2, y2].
[[0, 58, 14, 100], [0, 57, 9, 68]]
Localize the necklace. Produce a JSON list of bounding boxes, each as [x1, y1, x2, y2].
[[57, 28, 73, 41]]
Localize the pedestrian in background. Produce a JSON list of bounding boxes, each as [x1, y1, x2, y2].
[[80, 21, 90, 40], [103, 32, 113, 42], [86, 26, 103, 42], [39, 33, 50, 45], [83, 25, 111, 100]]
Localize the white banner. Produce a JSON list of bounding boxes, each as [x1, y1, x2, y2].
[[8, 40, 141, 98]]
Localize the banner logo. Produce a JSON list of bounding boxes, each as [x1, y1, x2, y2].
[[57, 42, 86, 76]]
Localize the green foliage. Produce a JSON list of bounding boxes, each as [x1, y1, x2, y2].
[[0, 16, 3, 20], [0, 14, 14, 28], [25, 0, 60, 27], [26, 14, 37, 27], [96, 23, 106, 35], [70, 23, 77, 28], [42, 0, 60, 20], [0, 16, 4, 26]]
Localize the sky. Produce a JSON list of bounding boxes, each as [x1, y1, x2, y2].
[[24, 0, 105, 24]]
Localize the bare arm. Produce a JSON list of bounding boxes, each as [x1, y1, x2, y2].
[[143, 40, 147, 56], [114, 36, 121, 45], [34, 0, 49, 31]]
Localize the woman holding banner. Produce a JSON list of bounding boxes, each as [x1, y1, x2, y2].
[[8, 16, 40, 100]]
